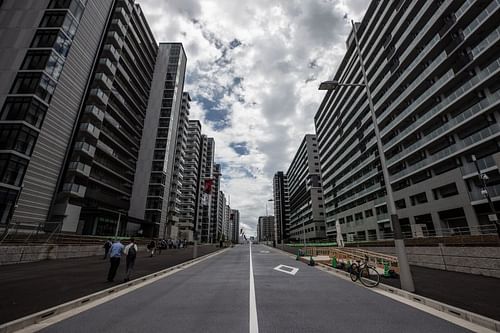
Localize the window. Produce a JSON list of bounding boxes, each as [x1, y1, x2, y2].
[[48, 0, 84, 21], [21, 51, 51, 70], [0, 154, 29, 186], [395, 199, 406, 209], [40, 12, 66, 28], [0, 125, 38, 155], [376, 205, 388, 215], [346, 215, 353, 222], [355, 212, 363, 221], [433, 183, 459, 199], [21, 51, 65, 80], [0, 97, 47, 128], [31, 30, 59, 48], [10, 73, 56, 103], [365, 209, 374, 217], [410, 192, 428, 206]]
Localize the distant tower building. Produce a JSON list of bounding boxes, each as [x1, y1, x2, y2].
[[273, 171, 290, 243], [230, 209, 240, 243], [287, 135, 325, 242], [179, 120, 202, 241], [257, 216, 274, 242], [199, 137, 215, 243], [217, 190, 225, 241], [166, 92, 190, 240], [210, 163, 222, 242], [128, 43, 186, 238]]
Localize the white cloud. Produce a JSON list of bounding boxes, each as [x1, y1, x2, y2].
[[138, 0, 370, 236]]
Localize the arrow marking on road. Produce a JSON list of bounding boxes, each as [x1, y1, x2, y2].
[[273, 265, 299, 276]]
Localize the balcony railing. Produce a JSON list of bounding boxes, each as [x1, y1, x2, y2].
[[391, 123, 500, 181], [68, 161, 91, 177], [62, 183, 87, 198]]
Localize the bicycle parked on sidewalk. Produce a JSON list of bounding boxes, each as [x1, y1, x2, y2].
[[349, 255, 380, 288]]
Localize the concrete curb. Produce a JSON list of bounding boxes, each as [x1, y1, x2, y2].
[[270, 245, 500, 332], [0, 248, 228, 333]]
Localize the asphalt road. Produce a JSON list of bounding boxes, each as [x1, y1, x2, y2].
[[37, 244, 470, 333], [0, 245, 218, 324]]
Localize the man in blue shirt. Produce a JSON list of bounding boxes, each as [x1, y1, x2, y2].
[[107, 239, 124, 282]]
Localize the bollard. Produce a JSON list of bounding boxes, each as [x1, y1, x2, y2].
[[296, 249, 301, 260], [384, 262, 390, 278], [331, 257, 337, 268]]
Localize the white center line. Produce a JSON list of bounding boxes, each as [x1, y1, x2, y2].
[[249, 243, 259, 333]]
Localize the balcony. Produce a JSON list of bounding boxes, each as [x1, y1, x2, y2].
[[96, 140, 114, 156], [106, 32, 124, 51], [79, 123, 100, 139], [88, 88, 109, 106], [391, 123, 500, 182], [387, 91, 500, 166], [461, 155, 498, 178], [62, 183, 87, 198], [470, 184, 500, 202], [94, 72, 113, 90], [68, 161, 91, 177], [84, 105, 105, 122], [74, 141, 96, 158], [114, 8, 129, 25], [110, 18, 127, 37], [97, 58, 117, 76], [116, 0, 133, 14], [102, 44, 120, 62]]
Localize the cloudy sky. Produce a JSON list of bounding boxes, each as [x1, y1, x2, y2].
[[139, 0, 370, 236]]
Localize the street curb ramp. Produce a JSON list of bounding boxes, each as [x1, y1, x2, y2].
[[0, 248, 228, 333]]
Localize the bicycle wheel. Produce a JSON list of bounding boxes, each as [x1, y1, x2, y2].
[[349, 263, 359, 282], [359, 266, 380, 288]]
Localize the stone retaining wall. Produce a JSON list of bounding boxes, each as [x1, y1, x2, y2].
[[0, 244, 104, 265], [359, 245, 500, 278]]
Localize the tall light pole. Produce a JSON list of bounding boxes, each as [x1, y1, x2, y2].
[[472, 155, 500, 237], [318, 20, 415, 292]]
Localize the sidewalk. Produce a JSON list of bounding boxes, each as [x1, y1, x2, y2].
[[0, 245, 219, 324], [280, 245, 500, 321]]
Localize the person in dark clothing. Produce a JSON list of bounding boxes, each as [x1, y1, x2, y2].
[[107, 240, 124, 282], [103, 238, 112, 259], [147, 240, 156, 257], [124, 238, 137, 282]]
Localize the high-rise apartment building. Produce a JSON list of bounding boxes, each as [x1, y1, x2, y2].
[[210, 163, 221, 242], [129, 43, 186, 238], [166, 92, 190, 240], [230, 209, 240, 243], [178, 119, 202, 241], [286, 134, 326, 242], [0, 0, 160, 235], [53, 0, 157, 236], [216, 189, 225, 241], [199, 137, 215, 243], [257, 216, 274, 242], [273, 171, 290, 243], [315, 0, 500, 242]]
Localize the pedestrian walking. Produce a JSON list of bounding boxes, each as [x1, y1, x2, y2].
[[103, 238, 112, 259], [147, 240, 156, 257], [107, 239, 124, 282], [123, 238, 137, 282]]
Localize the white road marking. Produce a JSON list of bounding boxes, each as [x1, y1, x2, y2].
[[273, 264, 299, 276], [249, 243, 259, 333], [259, 250, 270, 254]]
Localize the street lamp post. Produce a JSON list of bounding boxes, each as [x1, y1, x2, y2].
[[472, 155, 500, 237], [318, 20, 415, 292]]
